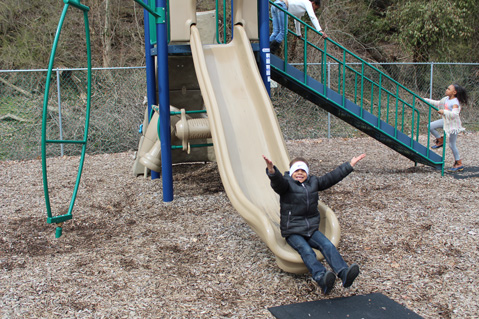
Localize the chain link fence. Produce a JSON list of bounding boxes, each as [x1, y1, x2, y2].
[[1, 67, 146, 161], [271, 62, 479, 140], [1, 63, 478, 161]]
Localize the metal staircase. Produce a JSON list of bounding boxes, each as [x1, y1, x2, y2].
[[268, 1, 445, 171]]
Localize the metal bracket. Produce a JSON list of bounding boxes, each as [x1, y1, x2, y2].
[[132, 0, 165, 24]]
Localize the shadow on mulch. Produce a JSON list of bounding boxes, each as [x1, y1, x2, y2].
[[449, 166, 479, 180]]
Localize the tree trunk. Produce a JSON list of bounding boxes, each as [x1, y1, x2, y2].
[[102, 0, 112, 68]]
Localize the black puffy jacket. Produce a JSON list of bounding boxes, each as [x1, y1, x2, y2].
[[267, 162, 353, 238]]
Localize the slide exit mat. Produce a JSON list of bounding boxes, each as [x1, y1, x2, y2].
[[268, 293, 423, 319]]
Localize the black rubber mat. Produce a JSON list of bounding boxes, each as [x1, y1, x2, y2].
[[268, 293, 423, 319]]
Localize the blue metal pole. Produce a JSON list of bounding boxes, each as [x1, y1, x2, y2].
[[258, 0, 271, 94], [143, 0, 161, 181], [156, 0, 173, 201]]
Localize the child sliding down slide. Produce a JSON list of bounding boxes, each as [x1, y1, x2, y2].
[[263, 153, 365, 294]]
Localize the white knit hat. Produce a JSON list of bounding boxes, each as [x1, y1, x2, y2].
[[289, 161, 309, 176]]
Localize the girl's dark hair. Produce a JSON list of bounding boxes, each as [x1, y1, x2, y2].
[[453, 83, 468, 105], [311, 0, 321, 6], [289, 157, 310, 168]]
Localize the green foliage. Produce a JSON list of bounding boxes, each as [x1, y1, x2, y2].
[[0, 0, 146, 69], [1, 0, 478, 68], [349, 3, 391, 45], [386, 0, 473, 62], [0, 1, 61, 69], [327, 0, 478, 63]]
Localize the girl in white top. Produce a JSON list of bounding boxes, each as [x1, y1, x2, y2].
[[425, 83, 468, 172]]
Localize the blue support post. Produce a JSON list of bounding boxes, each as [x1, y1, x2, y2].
[[143, 0, 158, 173], [156, 0, 173, 201], [258, 0, 271, 94]]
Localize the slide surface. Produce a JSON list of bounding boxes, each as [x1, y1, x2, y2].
[[190, 25, 340, 273]]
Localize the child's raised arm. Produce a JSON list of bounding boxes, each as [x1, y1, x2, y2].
[[262, 155, 275, 174], [350, 154, 366, 167]]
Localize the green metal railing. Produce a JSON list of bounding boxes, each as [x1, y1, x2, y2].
[[216, 0, 228, 44], [269, 1, 445, 172], [41, 0, 92, 238], [133, 0, 167, 45]]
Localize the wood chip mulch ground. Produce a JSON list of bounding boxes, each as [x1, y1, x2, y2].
[[1, 132, 478, 318]]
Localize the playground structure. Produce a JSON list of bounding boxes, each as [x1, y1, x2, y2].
[[41, 0, 447, 273], [131, 0, 340, 274]]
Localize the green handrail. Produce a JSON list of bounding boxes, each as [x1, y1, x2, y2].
[[171, 143, 213, 149], [214, 0, 231, 44], [41, 0, 92, 238], [269, 0, 444, 171], [132, 0, 165, 21]]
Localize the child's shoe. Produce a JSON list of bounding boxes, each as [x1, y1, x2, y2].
[[338, 264, 360, 288], [270, 40, 282, 55], [315, 271, 336, 295], [431, 137, 443, 149], [448, 160, 464, 172]]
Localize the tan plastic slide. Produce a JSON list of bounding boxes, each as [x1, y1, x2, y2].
[[190, 24, 341, 273]]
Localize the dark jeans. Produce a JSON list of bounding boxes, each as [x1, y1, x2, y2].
[[286, 231, 348, 281]]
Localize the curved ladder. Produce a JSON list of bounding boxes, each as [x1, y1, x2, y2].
[[41, 0, 92, 238]]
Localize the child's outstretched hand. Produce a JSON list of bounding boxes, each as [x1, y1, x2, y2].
[[350, 154, 366, 167], [263, 155, 275, 174]]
